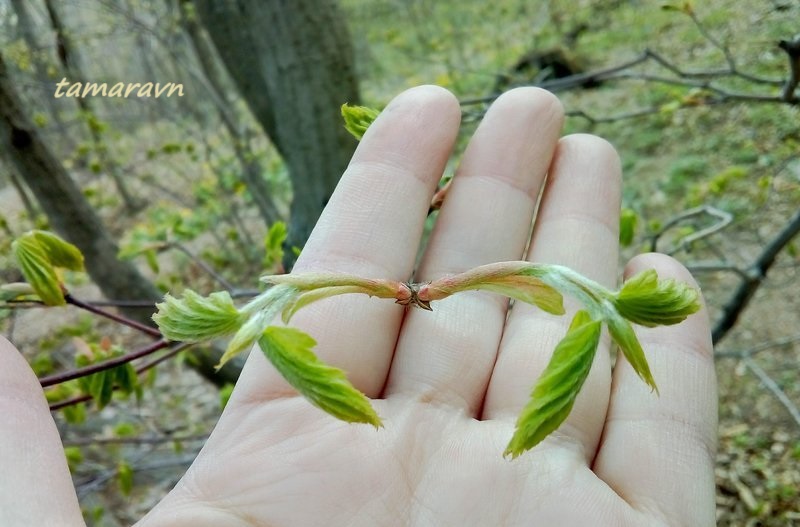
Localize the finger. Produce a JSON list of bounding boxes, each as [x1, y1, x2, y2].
[[385, 88, 564, 413], [231, 85, 461, 403], [0, 337, 83, 526], [484, 134, 621, 461], [593, 254, 717, 526]]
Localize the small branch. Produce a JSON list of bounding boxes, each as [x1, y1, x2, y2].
[[63, 433, 208, 447], [713, 209, 800, 344], [65, 293, 161, 338], [48, 342, 193, 411], [169, 241, 236, 291], [742, 357, 800, 428], [40, 338, 170, 387], [650, 205, 733, 254], [716, 332, 800, 359], [686, 261, 750, 281]]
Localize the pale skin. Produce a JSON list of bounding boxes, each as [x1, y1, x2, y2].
[[0, 86, 717, 526]]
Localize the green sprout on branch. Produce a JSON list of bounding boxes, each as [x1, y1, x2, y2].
[[153, 261, 700, 458]]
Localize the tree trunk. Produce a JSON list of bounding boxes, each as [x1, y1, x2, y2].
[[180, 1, 281, 225], [0, 52, 240, 387], [194, 0, 360, 266], [42, 0, 143, 214]]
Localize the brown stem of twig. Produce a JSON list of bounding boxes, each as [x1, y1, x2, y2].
[[64, 293, 161, 338]]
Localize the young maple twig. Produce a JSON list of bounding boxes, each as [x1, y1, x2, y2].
[[64, 293, 162, 338]]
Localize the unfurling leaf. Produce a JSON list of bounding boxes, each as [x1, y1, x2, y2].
[[12, 234, 65, 306], [341, 103, 380, 140], [504, 311, 601, 458], [607, 314, 658, 393], [613, 269, 700, 327], [153, 289, 245, 342], [258, 326, 382, 427], [31, 230, 84, 271]]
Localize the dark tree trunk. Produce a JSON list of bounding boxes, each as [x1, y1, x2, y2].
[[0, 52, 240, 387], [194, 0, 360, 266]]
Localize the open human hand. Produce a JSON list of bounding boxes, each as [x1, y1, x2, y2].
[[1, 86, 717, 526]]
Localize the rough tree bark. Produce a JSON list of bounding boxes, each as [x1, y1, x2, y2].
[[0, 52, 240, 386], [194, 0, 360, 265]]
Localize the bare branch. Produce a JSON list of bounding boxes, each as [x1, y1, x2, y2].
[[742, 357, 800, 428], [713, 209, 800, 344], [716, 332, 800, 359], [650, 205, 733, 254]]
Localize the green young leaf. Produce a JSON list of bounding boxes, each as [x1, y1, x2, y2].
[[504, 311, 601, 458], [607, 314, 658, 393], [341, 103, 380, 140], [31, 230, 84, 271], [12, 234, 65, 306], [258, 326, 381, 427], [263, 222, 287, 268], [153, 289, 246, 342], [0, 282, 37, 301], [117, 461, 134, 496], [114, 363, 138, 396], [613, 269, 700, 327], [88, 370, 115, 409], [619, 208, 638, 247]]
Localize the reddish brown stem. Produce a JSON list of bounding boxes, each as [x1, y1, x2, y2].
[[65, 293, 161, 338]]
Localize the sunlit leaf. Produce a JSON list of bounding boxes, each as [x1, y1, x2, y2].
[[614, 269, 700, 327], [12, 234, 64, 306], [258, 326, 381, 427], [504, 311, 601, 458], [32, 230, 84, 271], [341, 103, 380, 140], [153, 289, 245, 342], [263, 221, 287, 269]]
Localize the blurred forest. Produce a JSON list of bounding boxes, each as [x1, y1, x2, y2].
[[0, 0, 799, 525]]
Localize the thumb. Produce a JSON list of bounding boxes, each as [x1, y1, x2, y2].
[[0, 336, 84, 526]]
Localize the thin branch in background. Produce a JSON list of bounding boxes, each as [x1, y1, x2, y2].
[[168, 241, 236, 291], [742, 356, 800, 429], [65, 293, 161, 338], [650, 205, 733, 254], [63, 433, 208, 447], [48, 342, 194, 411], [713, 209, 800, 344], [686, 261, 750, 281], [40, 338, 170, 387], [716, 332, 800, 359]]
